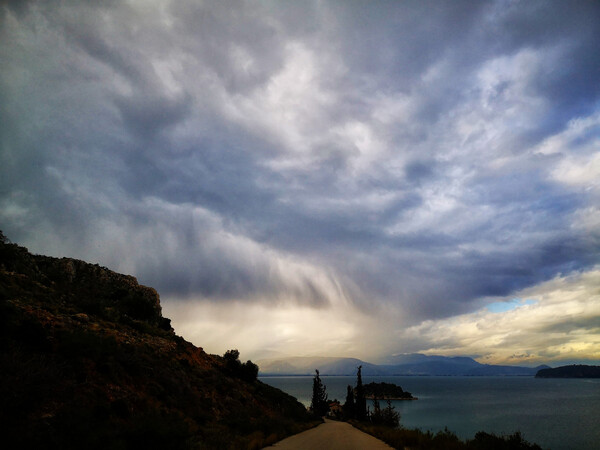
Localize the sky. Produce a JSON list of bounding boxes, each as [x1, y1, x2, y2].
[[1, 0, 599, 366]]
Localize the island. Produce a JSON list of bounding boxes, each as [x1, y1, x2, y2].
[[535, 364, 600, 378], [363, 382, 417, 400]]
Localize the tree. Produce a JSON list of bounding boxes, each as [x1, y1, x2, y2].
[[310, 370, 329, 417], [382, 400, 400, 427], [355, 365, 367, 421], [222, 349, 258, 382], [343, 384, 355, 420], [370, 397, 383, 424], [368, 397, 399, 427], [224, 349, 240, 363]]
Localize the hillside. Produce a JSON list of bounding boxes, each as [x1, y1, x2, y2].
[[0, 233, 316, 449], [259, 354, 547, 376], [535, 365, 600, 378]]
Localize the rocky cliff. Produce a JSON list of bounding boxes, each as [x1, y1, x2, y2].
[[0, 233, 315, 449]]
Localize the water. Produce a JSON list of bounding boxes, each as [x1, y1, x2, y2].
[[259, 376, 600, 450]]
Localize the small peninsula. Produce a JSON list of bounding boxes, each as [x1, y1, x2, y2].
[[535, 365, 600, 378], [363, 382, 417, 400]]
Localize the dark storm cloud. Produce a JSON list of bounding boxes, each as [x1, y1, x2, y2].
[[1, 0, 600, 334], [491, 1, 600, 133], [62, 18, 141, 82], [114, 92, 193, 138], [327, 0, 486, 87]]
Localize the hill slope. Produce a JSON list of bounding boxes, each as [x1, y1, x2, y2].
[[0, 234, 315, 449]]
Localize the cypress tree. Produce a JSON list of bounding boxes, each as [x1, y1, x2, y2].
[[355, 365, 367, 421], [343, 384, 355, 419], [371, 398, 382, 424], [310, 369, 328, 417]]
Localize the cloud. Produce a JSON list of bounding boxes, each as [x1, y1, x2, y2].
[[397, 268, 600, 365], [163, 295, 382, 361], [1, 0, 599, 361]]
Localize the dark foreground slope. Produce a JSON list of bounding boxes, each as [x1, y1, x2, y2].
[[0, 234, 315, 450]]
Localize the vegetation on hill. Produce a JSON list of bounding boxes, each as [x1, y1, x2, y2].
[[351, 422, 543, 450], [535, 364, 600, 378], [0, 232, 317, 449]]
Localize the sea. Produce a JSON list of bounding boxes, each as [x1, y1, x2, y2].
[[259, 375, 600, 450]]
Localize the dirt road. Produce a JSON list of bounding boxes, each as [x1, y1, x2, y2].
[[263, 419, 393, 449]]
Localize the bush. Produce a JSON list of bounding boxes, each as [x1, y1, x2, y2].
[[350, 421, 543, 450], [468, 431, 543, 450], [223, 349, 258, 382]]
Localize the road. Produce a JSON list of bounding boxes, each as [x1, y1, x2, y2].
[[263, 419, 394, 450]]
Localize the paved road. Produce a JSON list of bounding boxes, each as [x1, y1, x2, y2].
[[263, 419, 393, 450]]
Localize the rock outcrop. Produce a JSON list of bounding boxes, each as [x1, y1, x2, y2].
[[0, 238, 168, 330]]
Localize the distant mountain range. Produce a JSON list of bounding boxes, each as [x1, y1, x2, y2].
[[258, 353, 551, 376]]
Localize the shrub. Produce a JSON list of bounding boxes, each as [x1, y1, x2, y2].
[[223, 349, 258, 382]]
